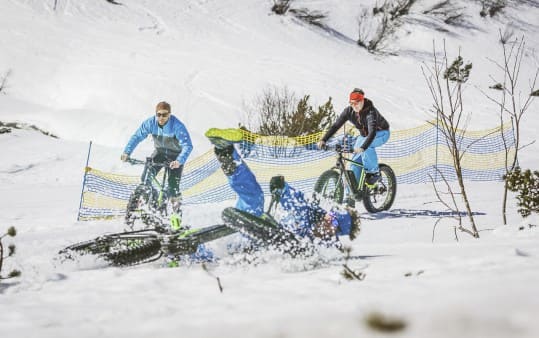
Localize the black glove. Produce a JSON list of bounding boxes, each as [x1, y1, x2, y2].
[[269, 175, 285, 194]]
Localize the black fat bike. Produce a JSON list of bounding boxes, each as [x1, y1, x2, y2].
[[314, 144, 397, 213], [124, 157, 181, 231], [59, 204, 312, 267], [58, 224, 237, 266]]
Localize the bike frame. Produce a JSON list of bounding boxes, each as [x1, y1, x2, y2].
[[330, 146, 368, 201], [59, 223, 237, 266], [133, 157, 173, 210]]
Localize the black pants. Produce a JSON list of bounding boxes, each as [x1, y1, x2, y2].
[[145, 152, 184, 197]]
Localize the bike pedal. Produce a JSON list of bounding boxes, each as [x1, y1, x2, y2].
[[365, 172, 382, 186], [170, 213, 183, 232], [365, 182, 379, 189]]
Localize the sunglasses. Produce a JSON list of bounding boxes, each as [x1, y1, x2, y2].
[[156, 111, 170, 118]]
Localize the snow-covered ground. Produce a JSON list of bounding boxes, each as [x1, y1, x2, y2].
[[1, 1, 539, 337]]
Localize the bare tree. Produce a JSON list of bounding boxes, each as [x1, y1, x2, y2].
[[482, 30, 538, 224], [271, 0, 328, 29], [0, 69, 11, 94], [429, 168, 469, 241], [289, 8, 327, 28], [422, 41, 479, 238], [243, 86, 335, 137], [243, 86, 297, 135], [271, 0, 292, 15], [479, 0, 506, 17], [0, 226, 20, 280], [357, 7, 394, 54], [357, 0, 417, 54], [423, 1, 467, 27]]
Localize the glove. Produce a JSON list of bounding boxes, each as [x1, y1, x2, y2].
[[317, 140, 326, 150], [353, 147, 364, 154], [120, 153, 129, 162], [269, 175, 285, 194], [269, 175, 285, 203]]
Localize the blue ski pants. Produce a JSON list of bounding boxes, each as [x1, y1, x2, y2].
[[351, 130, 390, 179]]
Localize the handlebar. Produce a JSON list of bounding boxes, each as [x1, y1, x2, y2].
[[320, 144, 353, 153], [126, 158, 146, 165], [126, 157, 172, 166]]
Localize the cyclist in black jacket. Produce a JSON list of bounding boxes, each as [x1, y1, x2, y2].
[[318, 88, 390, 185]]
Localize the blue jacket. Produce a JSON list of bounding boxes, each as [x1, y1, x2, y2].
[[124, 115, 193, 164], [226, 147, 351, 241], [279, 183, 326, 239]]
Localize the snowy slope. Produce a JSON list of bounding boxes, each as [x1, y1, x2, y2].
[[1, 0, 538, 155], [1, 1, 539, 337]]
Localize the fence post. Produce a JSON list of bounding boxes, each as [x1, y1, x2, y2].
[[77, 141, 93, 221]]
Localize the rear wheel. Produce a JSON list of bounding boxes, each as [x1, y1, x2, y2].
[[313, 170, 344, 204], [363, 164, 397, 213], [59, 231, 162, 266]]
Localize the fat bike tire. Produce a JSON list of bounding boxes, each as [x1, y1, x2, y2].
[[125, 185, 163, 229], [59, 231, 162, 267], [221, 207, 314, 257], [313, 170, 344, 204], [363, 164, 397, 213], [104, 239, 162, 266]]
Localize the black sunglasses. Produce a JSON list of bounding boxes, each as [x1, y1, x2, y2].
[[156, 112, 170, 118]]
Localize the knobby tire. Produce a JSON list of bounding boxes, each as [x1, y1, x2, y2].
[[363, 164, 397, 213], [125, 185, 155, 229], [313, 170, 344, 204], [221, 207, 314, 257], [59, 232, 162, 267]]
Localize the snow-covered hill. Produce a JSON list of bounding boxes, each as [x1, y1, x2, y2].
[[1, 1, 539, 337], [1, 0, 538, 156]]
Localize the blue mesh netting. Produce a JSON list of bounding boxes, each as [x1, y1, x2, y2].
[[78, 122, 514, 220]]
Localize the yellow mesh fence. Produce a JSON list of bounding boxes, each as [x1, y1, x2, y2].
[[78, 121, 514, 220]]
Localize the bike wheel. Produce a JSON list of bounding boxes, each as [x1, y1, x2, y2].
[[313, 170, 344, 204], [221, 207, 313, 257], [59, 231, 162, 266], [363, 164, 397, 213], [125, 185, 158, 229]]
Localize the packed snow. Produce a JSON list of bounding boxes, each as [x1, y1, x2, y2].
[[1, 1, 538, 337]]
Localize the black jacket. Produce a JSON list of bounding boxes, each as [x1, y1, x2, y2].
[[321, 98, 389, 150]]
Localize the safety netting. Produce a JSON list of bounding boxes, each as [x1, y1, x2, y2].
[[78, 121, 514, 220]]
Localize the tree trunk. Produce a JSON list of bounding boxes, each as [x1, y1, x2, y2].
[[453, 145, 479, 237]]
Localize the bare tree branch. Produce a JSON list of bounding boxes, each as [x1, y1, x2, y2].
[[482, 31, 538, 224], [422, 40, 479, 238], [0, 69, 11, 93]]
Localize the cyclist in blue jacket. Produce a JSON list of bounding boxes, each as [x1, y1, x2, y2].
[[205, 128, 360, 244], [121, 101, 193, 209]]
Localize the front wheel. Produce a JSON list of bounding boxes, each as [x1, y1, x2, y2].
[[125, 185, 160, 229], [59, 231, 162, 266], [363, 164, 397, 213], [313, 170, 344, 204]]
